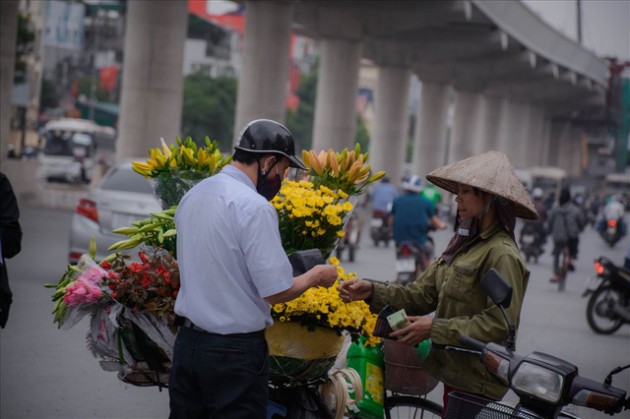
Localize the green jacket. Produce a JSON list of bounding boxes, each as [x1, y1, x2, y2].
[[371, 221, 529, 400]]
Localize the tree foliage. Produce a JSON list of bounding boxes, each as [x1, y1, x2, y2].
[[286, 66, 318, 150], [181, 72, 237, 151], [40, 78, 59, 111], [14, 12, 35, 84]]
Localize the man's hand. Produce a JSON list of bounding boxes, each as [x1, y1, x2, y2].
[[310, 264, 338, 288]]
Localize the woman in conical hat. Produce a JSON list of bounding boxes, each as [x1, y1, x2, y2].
[[338, 150, 537, 412]]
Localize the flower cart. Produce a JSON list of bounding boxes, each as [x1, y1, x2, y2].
[[47, 139, 386, 414]]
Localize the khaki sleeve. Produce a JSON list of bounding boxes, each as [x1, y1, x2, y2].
[[370, 260, 440, 315], [430, 252, 529, 347]]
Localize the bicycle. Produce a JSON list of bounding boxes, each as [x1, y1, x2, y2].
[[380, 339, 443, 418], [557, 244, 571, 292]]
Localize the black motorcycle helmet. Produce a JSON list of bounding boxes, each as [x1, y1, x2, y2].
[[234, 119, 307, 170]]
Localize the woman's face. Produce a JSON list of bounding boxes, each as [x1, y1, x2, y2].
[[455, 184, 490, 218]]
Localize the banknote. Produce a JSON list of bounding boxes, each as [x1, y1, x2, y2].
[[387, 308, 410, 331]]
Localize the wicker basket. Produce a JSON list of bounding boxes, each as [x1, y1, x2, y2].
[[383, 339, 438, 395], [266, 321, 345, 382]]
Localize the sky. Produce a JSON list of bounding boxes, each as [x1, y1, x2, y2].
[[522, 0, 630, 61]]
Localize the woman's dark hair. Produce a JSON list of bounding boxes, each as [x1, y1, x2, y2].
[[559, 187, 571, 205]]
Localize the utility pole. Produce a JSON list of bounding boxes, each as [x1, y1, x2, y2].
[[576, 0, 582, 44], [89, 6, 100, 121]]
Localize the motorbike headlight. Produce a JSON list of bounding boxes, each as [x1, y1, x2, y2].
[[511, 362, 564, 403]]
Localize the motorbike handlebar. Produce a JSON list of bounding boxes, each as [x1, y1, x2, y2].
[[459, 336, 486, 351], [569, 375, 628, 414]]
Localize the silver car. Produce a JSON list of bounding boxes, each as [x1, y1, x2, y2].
[[68, 160, 162, 263]]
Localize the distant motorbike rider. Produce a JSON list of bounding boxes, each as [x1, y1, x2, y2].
[[597, 194, 627, 237], [519, 187, 547, 253], [420, 181, 442, 207], [370, 176, 398, 218], [391, 175, 445, 268]]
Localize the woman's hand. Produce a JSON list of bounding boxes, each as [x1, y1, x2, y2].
[[337, 279, 373, 303], [390, 315, 432, 346]]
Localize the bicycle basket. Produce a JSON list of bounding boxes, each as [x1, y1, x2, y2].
[[444, 391, 542, 419], [383, 339, 438, 396]]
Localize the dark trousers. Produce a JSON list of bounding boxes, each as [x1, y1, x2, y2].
[[168, 325, 269, 419]]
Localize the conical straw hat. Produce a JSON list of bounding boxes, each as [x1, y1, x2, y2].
[[426, 151, 538, 220]]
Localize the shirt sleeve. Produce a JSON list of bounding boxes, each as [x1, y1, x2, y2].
[[240, 202, 293, 298]]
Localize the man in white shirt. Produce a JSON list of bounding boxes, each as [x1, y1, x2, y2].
[[169, 120, 338, 419]]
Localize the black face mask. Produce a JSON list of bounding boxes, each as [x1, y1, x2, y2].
[[256, 159, 282, 201]]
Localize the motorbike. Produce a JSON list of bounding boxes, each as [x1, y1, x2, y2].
[[583, 256, 630, 334], [599, 218, 624, 247], [369, 209, 391, 247], [519, 222, 544, 263], [394, 242, 419, 284], [336, 211, 361, 262], [394, 238, 433, 284], [445, 268, 630, 418]]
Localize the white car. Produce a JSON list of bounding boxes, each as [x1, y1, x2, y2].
[[68, 160, 162, 263]]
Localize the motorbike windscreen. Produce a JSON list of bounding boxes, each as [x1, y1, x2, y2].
[[43, 130, 94, 157]]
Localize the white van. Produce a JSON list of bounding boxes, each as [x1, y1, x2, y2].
[[528, 166, 567, 201], [38, 118, 115, 184]]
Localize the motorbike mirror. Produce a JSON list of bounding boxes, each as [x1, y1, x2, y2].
[[481, 268, 512, 309], [481, 268, 516, 351]]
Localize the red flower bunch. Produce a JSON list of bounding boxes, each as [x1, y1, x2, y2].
[[102, 246, 180, 317]]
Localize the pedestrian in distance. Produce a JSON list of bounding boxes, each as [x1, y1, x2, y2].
[[168, 119, 338, 419], [547, 187, 585, 282], [0, 172, 23, 329], [338, 150, 538, 415]]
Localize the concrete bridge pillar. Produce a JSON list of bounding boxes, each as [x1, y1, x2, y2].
[[233, 1, 293, 141], [524, 106, 546, 167], [495, 99, 511, 155], [547, 121, 566, 168], [450, 90, 482, 162], [512, 102, 532, 169], [411, 82, 450, 176], [116, 0, 187, 159], [370, 66, 411, 183], [0, 0, 18, 163], [496, 100, 530, 169], [558, 126, 582, 176], [540, 117, 552, 166], [475, 96, 502, 153], [312, 38, 362, 151]]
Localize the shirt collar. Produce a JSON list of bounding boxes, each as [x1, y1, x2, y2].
[[222, 164, 256, 191], [479, 220, 503, 240]]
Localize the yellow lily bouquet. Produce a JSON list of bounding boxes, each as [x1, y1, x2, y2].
[[132, 136, 232, 209]]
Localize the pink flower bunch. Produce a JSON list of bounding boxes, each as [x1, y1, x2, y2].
[[63, 266, 108, 307]]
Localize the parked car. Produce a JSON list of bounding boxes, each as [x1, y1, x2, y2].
[[68, 160, 162, 264]]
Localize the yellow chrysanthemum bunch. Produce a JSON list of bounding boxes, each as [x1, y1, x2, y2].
[[301, 143, 386, 196], [271, 257, 380, 347], [272, 180, 354, 257]]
